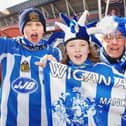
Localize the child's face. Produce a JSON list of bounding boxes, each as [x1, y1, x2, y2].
[[66, 39, 89, 65], [23, 21, 44, 43]]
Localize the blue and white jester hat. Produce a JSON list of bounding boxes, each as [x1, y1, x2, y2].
[[114, 16, 126, 37], [86, 15, 126, 48], [47, 31, 65, 47], [55, 10, 96, 43], [87, 15, 126, 37]]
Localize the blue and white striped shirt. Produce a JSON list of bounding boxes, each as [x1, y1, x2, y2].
[[0, 37, 61, 126]]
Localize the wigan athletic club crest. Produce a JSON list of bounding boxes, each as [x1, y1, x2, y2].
[[21, 60, 30, 72], [28, 11, 40, 22]]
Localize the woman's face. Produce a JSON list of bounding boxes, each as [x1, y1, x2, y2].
[[23, 21, 44, 43], [66, 39, 89, 65]]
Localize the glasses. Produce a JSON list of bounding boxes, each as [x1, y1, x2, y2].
[[103, 34, 124, 41]]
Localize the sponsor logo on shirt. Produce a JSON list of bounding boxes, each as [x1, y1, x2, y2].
[[12, 77, 38, 94]]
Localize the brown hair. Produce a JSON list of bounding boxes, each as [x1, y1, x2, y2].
[[61, 42, 101, 64]]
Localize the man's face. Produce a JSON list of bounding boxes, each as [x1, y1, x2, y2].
[[102, 31, 125, 59], [23, 21, 44, 43]]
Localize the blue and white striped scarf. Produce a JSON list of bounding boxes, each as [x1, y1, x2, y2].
[[44, 61, 126, 126]]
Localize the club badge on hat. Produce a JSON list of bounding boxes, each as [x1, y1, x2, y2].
[[29, 11, 41, 22]]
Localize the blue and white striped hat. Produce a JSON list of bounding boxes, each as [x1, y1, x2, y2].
[[55, 10, 96, 43], [87, 15, 126, 37]]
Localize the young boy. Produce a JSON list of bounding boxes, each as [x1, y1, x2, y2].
[[0, 7, 61, 126]]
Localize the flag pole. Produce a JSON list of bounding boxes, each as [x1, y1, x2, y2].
[[105, 0, 110, 16], [98, 0, 102, 20]]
